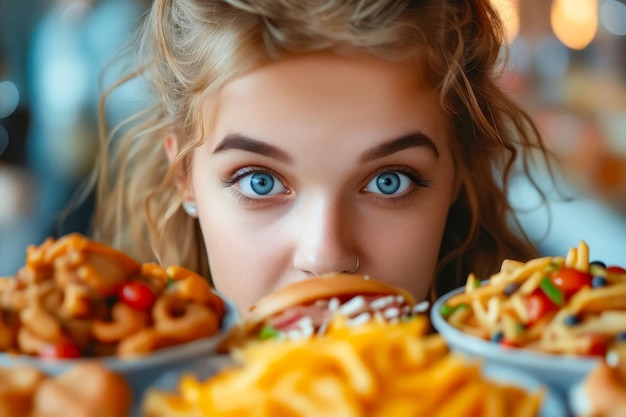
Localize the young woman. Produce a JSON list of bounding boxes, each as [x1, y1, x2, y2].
[[92, 0, 554, 313]]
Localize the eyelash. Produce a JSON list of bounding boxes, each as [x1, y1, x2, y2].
[[363, 166, 432, 202], [221, 166, 288, 206]]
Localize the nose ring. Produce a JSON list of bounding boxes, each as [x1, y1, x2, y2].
[[344, 253, 360, 274]]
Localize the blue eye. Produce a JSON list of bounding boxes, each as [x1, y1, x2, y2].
[[239, 172, 286, 196], [365, 172, 412, 195]]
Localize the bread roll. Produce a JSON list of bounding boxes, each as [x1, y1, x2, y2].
[[0, 366, 47, 417], [32, 362, 132, 417]]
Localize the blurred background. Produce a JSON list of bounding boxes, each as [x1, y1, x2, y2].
[[0, 0, 625, 276]]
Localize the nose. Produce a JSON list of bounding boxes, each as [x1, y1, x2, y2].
[[291, 198, 358, 277]]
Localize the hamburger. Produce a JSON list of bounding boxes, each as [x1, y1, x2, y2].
[[236, 273, 427, 344]]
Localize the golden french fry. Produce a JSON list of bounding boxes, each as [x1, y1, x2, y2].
[[568, 311, 626, 336], [459, 323, 491, 339], [500, 259, 525, 275], [390, 354, 481, 412], [324, 343, 376, 397], [274, 374, 361, 417], [483, 384, 506, 417], [565, 247, 578, 268], [448, 303, 472, 328], [575, 240, 589, 272], [519, 270, 544, 296], [508, 294, 529, 324], [471, 299, 495, 332], [466, 273, 478, 293], [568, 283, 626, 313], [506, 257, 554, 284], [446, 283, 507, 307], [486, 296, 501, 326], [370, 395, 433, 417], [502, 313, 520, 342], [431, 379, 486, 417], [488, 271, 506, 284], [512, 389, 545, 417], [143, 389, 202, 417]]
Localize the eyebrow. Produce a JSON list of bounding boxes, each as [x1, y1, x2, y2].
[[212, 133, 292, 163], [360, 132, 439, 162], [212, 131, 439, 163]]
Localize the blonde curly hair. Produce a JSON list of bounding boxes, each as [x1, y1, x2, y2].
[[92, 0, 554, 296]]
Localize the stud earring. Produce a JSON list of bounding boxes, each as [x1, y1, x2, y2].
[[182, 201, 198, 217]]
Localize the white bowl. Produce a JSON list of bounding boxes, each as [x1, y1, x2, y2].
[[568, 380, 593, 417], [0, 294, 240, 405], [431, 285, 599, 397], [148, 354, 235, 391]]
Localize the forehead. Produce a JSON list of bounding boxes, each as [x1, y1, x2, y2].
[[223, 51, 425, 96], [218, 52, 431, 111], [208, 52, 448, 150]]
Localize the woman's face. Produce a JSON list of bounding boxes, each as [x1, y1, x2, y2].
[[185, 52, 458, 313]]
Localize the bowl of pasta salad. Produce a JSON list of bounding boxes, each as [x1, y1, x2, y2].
[[431, 241, 626, 396], [0, 233, 239, 398]]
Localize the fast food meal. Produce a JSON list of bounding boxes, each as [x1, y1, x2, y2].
[[235, 273, 427, 344], [0, 362, 132, 417], [0, 233, 226, 358], [439, 241, 626, 357], [570, 347, 626, 417], [142, 315, 546, 417]]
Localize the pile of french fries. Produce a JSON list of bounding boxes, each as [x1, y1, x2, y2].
[[442, 241, 626, 356], [142, 316, 544, 417]]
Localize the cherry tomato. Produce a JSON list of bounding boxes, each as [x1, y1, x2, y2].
[[119, 281, 156, 312], [607, 265, 626, 274], [39, 343, 81, 359], [583, 334, 610, 357], [550, 267, 592, 298], [524, 289, 558, 324], [500, 338, 519, 349]]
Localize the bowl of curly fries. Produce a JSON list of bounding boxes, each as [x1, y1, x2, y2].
[[0, 233, 239, 397], [431, 240, 626, 396]]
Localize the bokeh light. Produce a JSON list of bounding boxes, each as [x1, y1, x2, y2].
[[550, 0, 598, 50], [0, 81, 19, 119], [600, 0, 626, 36]]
